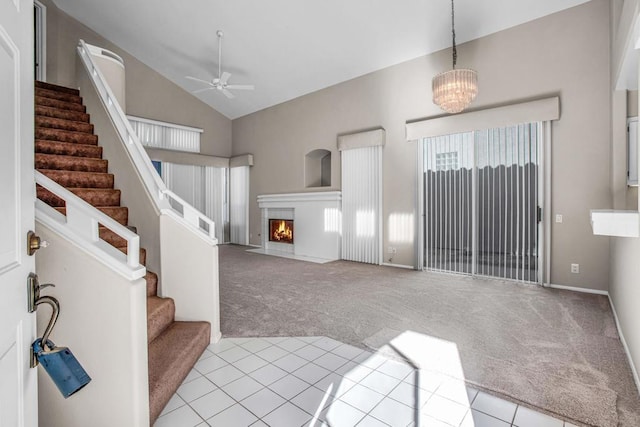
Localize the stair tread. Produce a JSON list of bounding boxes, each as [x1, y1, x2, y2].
[[35, 127, 98, 144], [38, 169, 114, 188], [35, 95, 86, 113], [38, 169, 114, 189], [37, 186, 121, 208], [35, 152, 105, 162], [35, 81, 80, 95], [36, 105, 89, 123], [147, 296, 175, 344], [148, 321, 210, 423], [35, 140, 102, 158], [98, 227, 127, 248], [35, 152, 107, 173], [35, 87, 83, 104], [115, 246, 146, 265], [66, 187, 120, 194], [36, 115, 93, 133], [55, 206, 129, 225], [145, 272, 158, 297]]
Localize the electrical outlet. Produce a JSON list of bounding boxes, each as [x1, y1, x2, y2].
[[388, 246, 394, 254], [571, 263, 580, 274], [556, 214, 563, 223]]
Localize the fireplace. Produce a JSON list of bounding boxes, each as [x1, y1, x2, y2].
[[254, 192, 341, 262], [269, 219, 294, 244]]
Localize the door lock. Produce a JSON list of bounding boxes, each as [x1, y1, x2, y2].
[[27, 230, 48, 256]]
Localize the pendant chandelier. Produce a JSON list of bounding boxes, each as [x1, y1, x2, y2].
[[432, 0, 478, 114]]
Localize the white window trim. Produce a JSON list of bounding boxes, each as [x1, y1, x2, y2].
[[34, 0, 47, 81], [628, 117, 638, 186]]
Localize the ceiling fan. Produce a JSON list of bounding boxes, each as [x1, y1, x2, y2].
[[186, 30, 254, 99]]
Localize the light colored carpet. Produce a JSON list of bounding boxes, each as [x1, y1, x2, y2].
[[219, 245, 640, 427]]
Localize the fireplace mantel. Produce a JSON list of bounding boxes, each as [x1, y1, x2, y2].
[[252, 191, 342, 263]]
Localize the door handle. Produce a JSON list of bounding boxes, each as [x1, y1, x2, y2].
[[27, 273, 55, 313]]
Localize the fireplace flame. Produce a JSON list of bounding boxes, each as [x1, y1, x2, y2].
[[271, 220, 293, 243]]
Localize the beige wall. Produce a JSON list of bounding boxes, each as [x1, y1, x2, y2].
[[36, 223, 149, 427], [610, 236, 640, 387], [609, 0, 640, 391], [40, 0, 231, 157], [232, 0, 612, 289], [627, 91, 638, 118], [160, 215, 221, 342]]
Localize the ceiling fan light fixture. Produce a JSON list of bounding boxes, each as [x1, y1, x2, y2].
[[185, 29, 254, 99], [432, 0, 478, 114]]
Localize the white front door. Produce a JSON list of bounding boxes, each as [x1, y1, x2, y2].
[[0, 0, 37, 426]]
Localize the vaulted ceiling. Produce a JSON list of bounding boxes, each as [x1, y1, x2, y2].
[[53, 0, 591, 119]]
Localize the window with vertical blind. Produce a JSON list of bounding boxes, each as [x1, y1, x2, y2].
[[129, 115, 229, 242], [162, 163, 228, 243], [338, 129, 385, 265], [229, 166, 250, 245], [128, 115, 202, 153]]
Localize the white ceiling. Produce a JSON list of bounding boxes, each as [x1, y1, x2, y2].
[[53, 0, 590, 119]]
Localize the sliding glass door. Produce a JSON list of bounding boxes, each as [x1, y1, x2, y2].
[[422, 123, 541, 283]]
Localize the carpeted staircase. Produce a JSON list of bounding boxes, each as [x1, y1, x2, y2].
[[34, 80, 211, 424]]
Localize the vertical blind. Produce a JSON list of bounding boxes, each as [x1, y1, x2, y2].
[[475, 125, 539, 282], [341, 146, 382, 264], [424, 132, 474, 274], [423, 123, 540, 282], [230, 166, 250, 245], [128, 116, 201, 153], [205, 167, 228, 244], [129, 115, 228, 242], [162, 163, 228, 242]]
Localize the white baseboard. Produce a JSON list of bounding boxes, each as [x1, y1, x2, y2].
[[544, 283, 608, 295], [381, 262, 415, 270], [211, 330, 222, 344], [608, 295, 640, 395]]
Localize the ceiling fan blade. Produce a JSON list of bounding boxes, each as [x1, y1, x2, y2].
[[221, 88, 235, 99], [192, 87, 214, 94], [226, 84, 254, 91], [220, 71, 231, 85], [185, 76, 212, 85]]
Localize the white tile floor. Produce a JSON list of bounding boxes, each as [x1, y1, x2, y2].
[[154, 336, 573, 427]]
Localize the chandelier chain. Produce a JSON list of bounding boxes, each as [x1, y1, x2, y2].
[[451, 0, 457, 69], [432, 0, 478, 114]]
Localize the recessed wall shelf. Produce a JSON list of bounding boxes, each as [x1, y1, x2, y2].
[[305, 149, 331, 188]]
